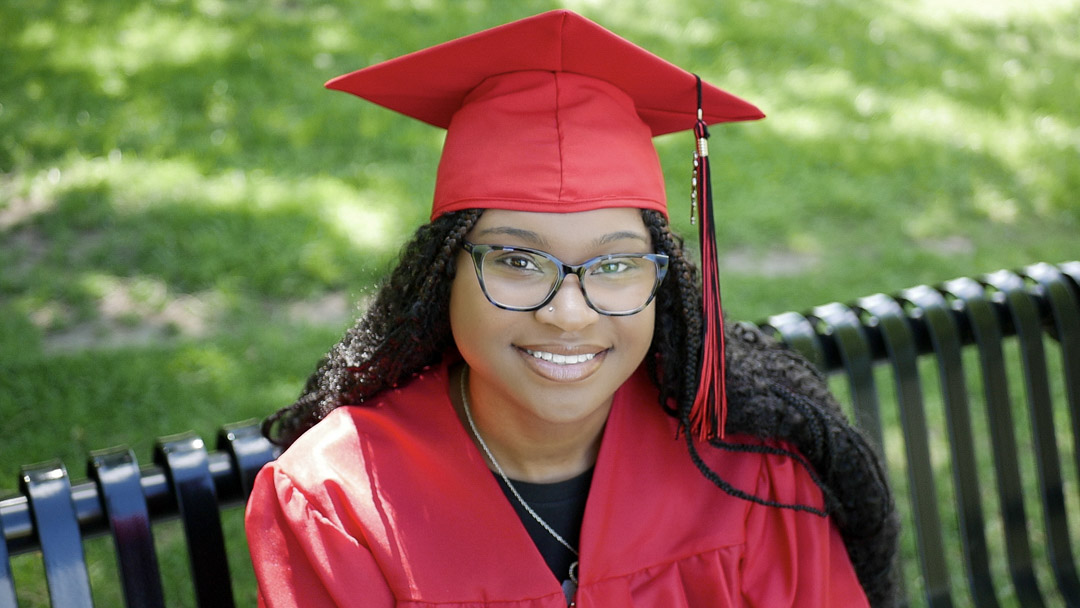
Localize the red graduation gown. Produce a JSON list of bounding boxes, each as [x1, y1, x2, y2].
[[245, 362, 869, 607]]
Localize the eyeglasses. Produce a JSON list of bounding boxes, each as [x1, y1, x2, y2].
[[462, 241, 669, 316]]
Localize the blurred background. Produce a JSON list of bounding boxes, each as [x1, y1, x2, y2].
[[1, 0, 1077, 605]]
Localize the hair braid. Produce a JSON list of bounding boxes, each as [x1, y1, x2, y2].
[[683, 410, 831, 516], [641, 210, 701, 416]]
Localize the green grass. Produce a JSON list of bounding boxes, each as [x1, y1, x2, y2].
[[1, 0, 1078, 606]]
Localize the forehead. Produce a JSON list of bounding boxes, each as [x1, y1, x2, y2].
[[468, 208, 651, 250]]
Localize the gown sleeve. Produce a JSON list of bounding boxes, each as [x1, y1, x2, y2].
[[740, 449, 869, 607], [245, 463, 395, 608]]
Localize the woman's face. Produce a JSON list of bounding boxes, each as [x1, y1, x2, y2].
[[450, 207, 657, 431]]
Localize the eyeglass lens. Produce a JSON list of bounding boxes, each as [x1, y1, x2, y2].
[[478, 247, 663, 314]]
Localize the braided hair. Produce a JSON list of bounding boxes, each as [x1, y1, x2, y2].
[[265, 208, 898, 606]]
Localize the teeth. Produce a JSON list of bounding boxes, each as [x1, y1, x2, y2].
[[525, 349, 596, 365]]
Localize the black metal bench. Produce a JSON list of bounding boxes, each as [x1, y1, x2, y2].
[[2, 261, 1078, 607], [763, 261, 1080, 608], [1, 424, 279, 607]]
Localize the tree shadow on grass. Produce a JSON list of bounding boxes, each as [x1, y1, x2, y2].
[[4, 0, 1076, 229], [0, 163, 410, 350], [0, 0, 568, 177]]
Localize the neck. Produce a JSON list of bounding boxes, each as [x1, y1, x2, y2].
[[454, 365, 608, 484]]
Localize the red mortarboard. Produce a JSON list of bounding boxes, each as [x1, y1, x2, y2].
[[326, 9, 765, 441]]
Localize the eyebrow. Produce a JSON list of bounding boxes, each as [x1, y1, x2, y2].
[[595, 230, 650, 247], [475, 227, 650, 248], [475, 227, 548, 246]]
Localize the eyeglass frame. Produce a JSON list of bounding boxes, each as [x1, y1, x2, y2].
[[461, 241, 670, 316]]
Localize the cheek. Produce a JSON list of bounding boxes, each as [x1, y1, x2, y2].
[[608, 307, 655, 370]]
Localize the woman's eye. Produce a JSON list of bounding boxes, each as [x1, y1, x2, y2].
[[507, 256, 537, 269], [595, 257, 644, 275], [492, 252, 542, 271], [597, 261, 629, 274]]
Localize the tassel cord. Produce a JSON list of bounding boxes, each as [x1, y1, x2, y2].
[[688, 111, 728, 442]]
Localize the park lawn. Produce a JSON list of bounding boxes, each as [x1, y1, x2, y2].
[[1, 0, 1078, 606]]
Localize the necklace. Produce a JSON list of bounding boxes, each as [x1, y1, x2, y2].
[[459, 367, 580, 604]]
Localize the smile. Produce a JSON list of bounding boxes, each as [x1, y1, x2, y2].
[[523, 349, 597, 365]]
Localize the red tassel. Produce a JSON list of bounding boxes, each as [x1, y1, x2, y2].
[[688, 111, 728, 442]]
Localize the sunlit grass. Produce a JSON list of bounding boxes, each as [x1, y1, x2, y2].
[[905, 0, 1080, 25], [1, 0, 1078, 606]]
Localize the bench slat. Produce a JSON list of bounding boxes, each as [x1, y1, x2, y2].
[[0, 511, 16, 607], [88, 448, 166, 608], [20, 461, 93, 607], [216, 423, 275, 501], [813, 302, 886, 455], [1061, 261, 1080, 290], [155, 435, 235, 608], [762, 310, 826, 370]]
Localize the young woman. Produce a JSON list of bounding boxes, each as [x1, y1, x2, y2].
[[245, 10, 898, 607]]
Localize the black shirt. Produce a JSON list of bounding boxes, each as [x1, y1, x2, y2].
[[494, 468, 593, 585]]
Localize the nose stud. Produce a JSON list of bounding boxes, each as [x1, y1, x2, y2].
[[547, 306, 555, 312]]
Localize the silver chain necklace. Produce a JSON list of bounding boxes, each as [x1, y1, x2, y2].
[[459, 367, 580, 601]]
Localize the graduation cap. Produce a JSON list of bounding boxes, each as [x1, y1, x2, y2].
[[326, 9, 764, 441]]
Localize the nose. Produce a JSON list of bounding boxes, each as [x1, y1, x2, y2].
[[536, 276, 600, 331]]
